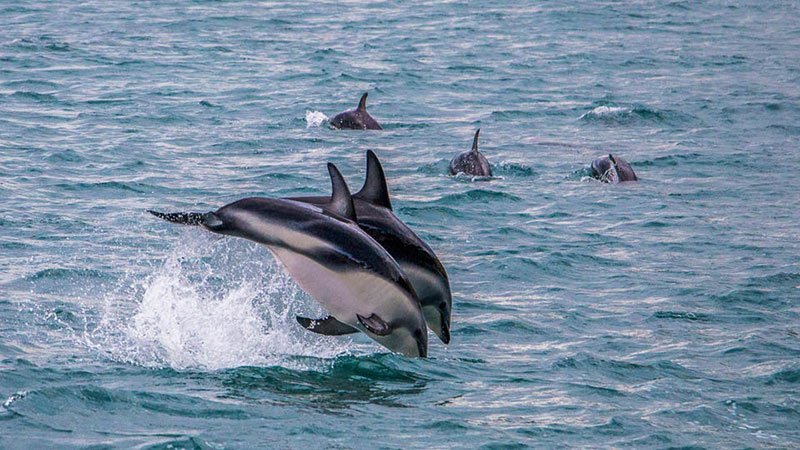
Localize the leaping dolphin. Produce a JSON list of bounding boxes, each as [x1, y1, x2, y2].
[[449, 129, 493, 177], [149, 164, 427, 357], [288, 151, 453, 344], [330, 92, 383, 130], [590, 154, 638, 183]]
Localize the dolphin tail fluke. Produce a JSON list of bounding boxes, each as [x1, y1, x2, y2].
[[354, 150, 392, 210], [148, 210, 206, 225], [357, 92, 368, 112], [148, 210, 226, 231], [472, 128, 481, 153], [296, 315, 359, 336]]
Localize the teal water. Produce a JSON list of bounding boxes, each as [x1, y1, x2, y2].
[[2, 1, 799, 448]]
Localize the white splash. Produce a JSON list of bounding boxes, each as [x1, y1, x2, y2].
[[304, 110, 328, 128], [579, 105, 629, 119], [86, 232, 360, 371]]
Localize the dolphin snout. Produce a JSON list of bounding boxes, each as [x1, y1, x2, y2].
[[440, 316, 451, 344]]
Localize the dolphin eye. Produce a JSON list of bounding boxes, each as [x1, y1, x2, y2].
[[414, 329, 423, 339], [439, 302, 447, 310]]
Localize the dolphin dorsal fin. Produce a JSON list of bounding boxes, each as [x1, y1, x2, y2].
[[357, 92, 368, 112], [471, 129, 481, 154], [354, 150, 392, 210], [325, 163, 357, 221], [608, 154, 617, 165]]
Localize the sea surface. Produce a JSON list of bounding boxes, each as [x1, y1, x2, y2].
[[1, 1, 799, 448]]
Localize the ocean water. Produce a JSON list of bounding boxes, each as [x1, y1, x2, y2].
[[1, 0, 799, 447]]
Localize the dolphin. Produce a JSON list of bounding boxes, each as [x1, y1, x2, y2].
[[449, 129, 493, 177], [330, 92, 383, 130], [590, 154, 638, 183], [148, 164, 427, 357], [288, 151, 453, 344]]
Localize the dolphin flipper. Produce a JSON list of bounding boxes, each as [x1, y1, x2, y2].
[[296, 315, 359, 335], [357, 313, 391, 336]]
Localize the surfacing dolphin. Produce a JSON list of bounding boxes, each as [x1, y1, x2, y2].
[[288, 150, 453, 344], [148, 164, 427, 357], [330, 92, 383, 130], [590, 154, 638, 183], [449, 129, 493, 177]]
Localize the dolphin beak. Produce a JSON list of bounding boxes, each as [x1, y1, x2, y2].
[[440, 316, 451, 344]]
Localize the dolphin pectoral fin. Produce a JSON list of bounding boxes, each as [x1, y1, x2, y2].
[[353, 150, 392, 210], [324, 163, 358, 221], [296, 315, 359, 336], [357, 313, 391, 336]]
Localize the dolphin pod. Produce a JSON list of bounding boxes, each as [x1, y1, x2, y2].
[[150, 163, 427, 357], [288, 151, 452, 345], [148, 94, 642, 359]]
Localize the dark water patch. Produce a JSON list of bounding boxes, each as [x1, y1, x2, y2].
[[55, 181, 157, 195], [46, 149, 84, 163], [84, 97, 134, 105], [4, 385, 251, 422], [219, 355, 428, 408], [1, 80, 62, 90], [446, 65, 492, 73], [745, 272, 800, 288], [380, 122, 431, 130], [397, 205, 465, 220], [764, 369, 800, 385], [651, 311, 712, 322], [415, 159, 450, 175], [552, 354, 703, 382], [24, 268, 109, 282], [484, 318, 544, 335], [210, 139, 272, 151], [424, 420, 469, 431], [766, 124, 800, 134], [489, 110, 537, 120], [9, 91, 59, 103], [493, 163, 535, 177], [636, 153, 702, 167], [433, 189, 521, 204], [710, 288, 787, 307], [703, 54, 747, 67]]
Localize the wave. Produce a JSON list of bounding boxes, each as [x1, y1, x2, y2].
[[579, 103, 698, 125]]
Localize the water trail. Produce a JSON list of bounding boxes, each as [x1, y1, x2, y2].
[[86, 232, 359, 371], [304, 110, 328, 128]]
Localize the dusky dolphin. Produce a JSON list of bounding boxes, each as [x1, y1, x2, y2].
[[149, 164, 427, 357], [449, 129, 493, 177], [590, 154, 638, 183], [288, 150, 452, 344], [330, 92, 383, 130]]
